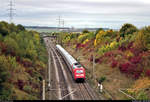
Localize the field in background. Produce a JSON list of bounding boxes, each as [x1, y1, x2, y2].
[[26, 28, 59, 33]]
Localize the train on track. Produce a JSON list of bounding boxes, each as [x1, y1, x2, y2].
[[56, 44, 85, 82]]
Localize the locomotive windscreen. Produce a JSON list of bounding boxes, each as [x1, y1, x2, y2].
[[74, 63, 82, 68]]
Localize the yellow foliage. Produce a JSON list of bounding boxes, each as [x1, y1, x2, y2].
[[73, 45, 76, 49], [78, 34, 88, 43], [82, 39, 89, 44], [124, 50, 134, 58], [96, 30, 106, 40], [94, 30, 107, 46], [94, 39, 97, 47], [110, 41, 117, 48], [33, 33, 40, 45], [34, 33, 40, 41], [127, 89, 135, 95]]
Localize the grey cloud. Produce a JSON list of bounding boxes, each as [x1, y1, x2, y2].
[[0, 0, 150, 29]]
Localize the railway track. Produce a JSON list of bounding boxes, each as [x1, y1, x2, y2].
[[44, 38, 61, 100], [77, 82, 98, 100], [45, 37, 100, 100]]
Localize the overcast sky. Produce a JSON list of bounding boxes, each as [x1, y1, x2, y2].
[[0, 0, 150, 29]]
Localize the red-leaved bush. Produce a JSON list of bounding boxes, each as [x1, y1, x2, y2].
[[89, 55, 93, 62], [145, 69, 150, 77], [119, 62, 130, 73], [104, 52, 114, 57], [20, 60, 33, 68], [76, 43, 82, 49], [127, 42, 133, 50], [118, 45, 126, 51], [130, 56, 142, 64], [95, 58, 99, 63], [16, 56, 21, 62], [0, 42, 7, 54], [111, 60, 118, 68], [17, 80, 24, 90], [119, 62, 143, 79], [130, 47, 143, 56]]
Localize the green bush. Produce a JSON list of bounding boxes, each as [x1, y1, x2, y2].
[[120, 23, 138, 37], [98, 76, 106, 83], [82, 29, 89, 33]]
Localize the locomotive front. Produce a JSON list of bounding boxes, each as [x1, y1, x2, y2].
[[72, 63, 85, 82]]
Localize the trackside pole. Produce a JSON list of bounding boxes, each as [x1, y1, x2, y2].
[[43, 80, 45, 100]]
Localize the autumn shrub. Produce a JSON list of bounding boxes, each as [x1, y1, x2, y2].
[[140, 52, 150, 67], [130, 47, 143, 56], [119, 62, 143, 79], [98, 41, 119, 55], [127, 42, 134, 49], [104, 52, 114, 57], [111, 60, 118, 68], [134, 26, 150, 51], [21, 58, 33, 68], [124, 50, 134, 59], [119, 62, 129, 73], [94, 30, 112, 46], [62, 34, 71, 43], [130, 56, 142, 64], [89, 55, 93, 62], [76, 43, 82, 49], [0, 42, 7, 54], [95, 28, 104, 35], [78, 34, 89, 43], [118, 34, 136, 52], [82, 29, 89, 33], [95, 58, 100, 63], [119, 23, 138, 38], [82, 39, 89, 44], [145, 69, 150, 77], [17, 80, 24, 90], [118, 45, 127, 51]]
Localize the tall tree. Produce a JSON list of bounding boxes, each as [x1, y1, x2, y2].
[[120, 23, 138, 37]]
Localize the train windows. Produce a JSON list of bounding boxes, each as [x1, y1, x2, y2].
[[74, 63, 79, 65], [74, 63, 82, 68], [76, 70, 83, 73], [77, 65, 82, 68]]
